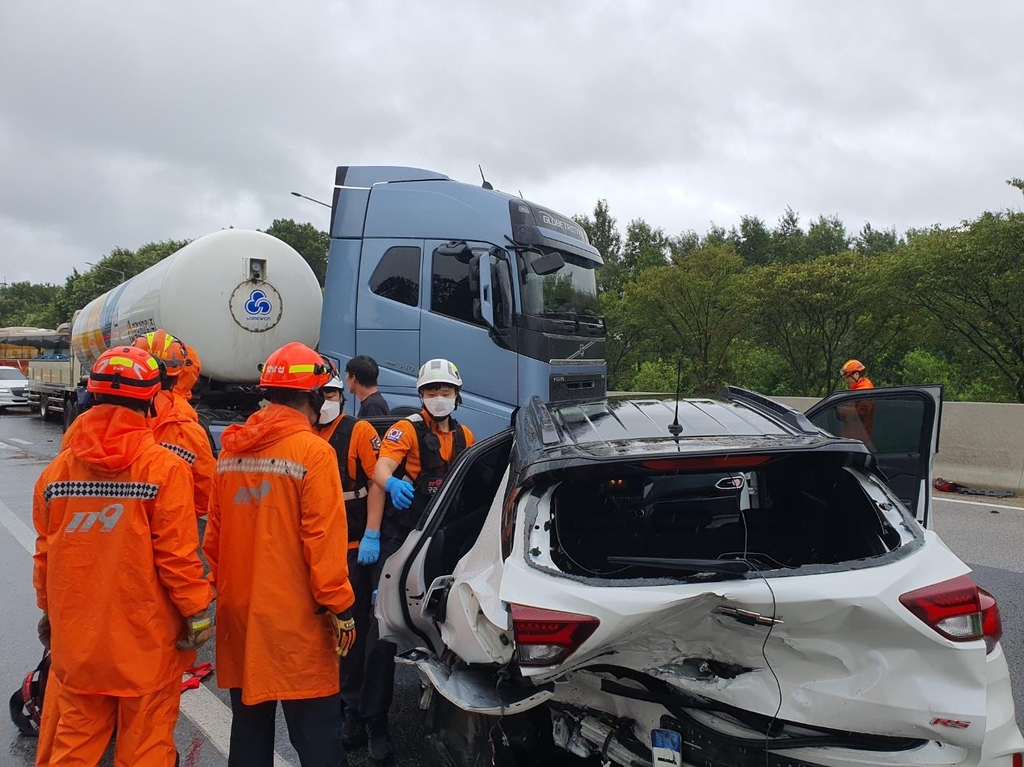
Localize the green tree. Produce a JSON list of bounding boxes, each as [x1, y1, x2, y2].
[[806, 214, 849, 259], [770, 207, 808, 263], [897, 211, 1024, 402], [0, 282, 63, 329], [622, 219, 669, 279], [628, 243, 747, 395], [575, 199, 624, 295], [264, 219, 330, 287], [853, 222, 899, 256], [736, 215, 772, 266], [744, 252, 908, 395]]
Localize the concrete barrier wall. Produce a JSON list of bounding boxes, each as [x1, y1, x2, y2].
[[776, 397, 1024, 495]]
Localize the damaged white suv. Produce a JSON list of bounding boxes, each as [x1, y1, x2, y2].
[[377, 386, 1024, 767]]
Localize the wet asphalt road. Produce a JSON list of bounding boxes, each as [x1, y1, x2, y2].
[[1, 406, 1022, 765]]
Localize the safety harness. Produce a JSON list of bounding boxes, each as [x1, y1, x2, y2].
[[385, 413, 467, 531], [327, 415, 372, 542]]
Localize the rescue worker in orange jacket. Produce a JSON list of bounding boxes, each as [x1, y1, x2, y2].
[[367, 358, 475, 762], [202, 342, 357, 767], [32, 345, 213, 767], [173, 343, 202, 402], [839, 359, 876, 444], [134, 331, 216, 518], [314, 377, 387, 750]]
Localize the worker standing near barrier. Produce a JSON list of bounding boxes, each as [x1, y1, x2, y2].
[[134, 330, 216, 518], [32, 345, 213, 766], [314, 377, 388, 750], [368, 358, 475, 763], [839, 359, 876, 444], [203, 342, 357, 767]]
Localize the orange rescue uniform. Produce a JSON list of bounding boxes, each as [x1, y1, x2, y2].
[[840, 376, 876, 443], [173, 344, 202, 401], [378, 409, 476, 481], [203, 404, 355, 705], [149, 389, 216, 517], [33, 404, 212, 766]]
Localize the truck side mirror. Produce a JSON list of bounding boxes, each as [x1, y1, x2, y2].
[[529, 250, 565, 275], [436, 241, 474, 263]]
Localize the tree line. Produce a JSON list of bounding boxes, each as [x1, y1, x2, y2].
[[3, 183, 1023, 403], [575, 178, 1024, 402]]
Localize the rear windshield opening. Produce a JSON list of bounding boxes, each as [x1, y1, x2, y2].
[[544, 452, 905, 580]]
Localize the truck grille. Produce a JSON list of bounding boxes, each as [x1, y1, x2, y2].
[[549, 373, 605, 403]]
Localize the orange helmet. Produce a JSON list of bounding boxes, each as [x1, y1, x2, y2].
[[841, 359, 866, 377], [133, 329, 189, 370], [87, 346, 162, 401], [258, 342, 333, 391]]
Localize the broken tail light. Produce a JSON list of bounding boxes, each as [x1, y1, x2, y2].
[[899, 575, 1003, 653], [510, 604, 599, 667]]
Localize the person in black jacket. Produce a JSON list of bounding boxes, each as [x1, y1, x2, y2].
[[345, 356, 390, 417]]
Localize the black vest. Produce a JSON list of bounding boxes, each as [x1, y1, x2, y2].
[[385, 413, 467, 531], [326, 416, 371, 543]]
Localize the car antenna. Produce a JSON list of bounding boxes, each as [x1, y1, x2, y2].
[[518, 190, 524, 199], [668, 357, 683, 438], [479, 165, 493, 190]]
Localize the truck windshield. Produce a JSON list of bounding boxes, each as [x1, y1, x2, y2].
[[520, 251, 601, 321]]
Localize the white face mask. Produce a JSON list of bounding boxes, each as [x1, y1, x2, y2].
[[318, 399, 341, 425], [424, 395, 457, 419]]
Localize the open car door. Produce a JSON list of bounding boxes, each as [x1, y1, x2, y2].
[[376, 428, 515, 655], [805, 385, 942, 528]]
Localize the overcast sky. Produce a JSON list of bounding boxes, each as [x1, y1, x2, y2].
[[1, 1, 1022, 284]]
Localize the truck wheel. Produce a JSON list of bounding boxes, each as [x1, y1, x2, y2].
[[39, 398, 50, 421], [63, 399, 79, 432]]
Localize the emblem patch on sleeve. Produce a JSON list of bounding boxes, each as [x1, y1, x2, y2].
[[371, 435, 382, 451], [384, 427, 403, 443]]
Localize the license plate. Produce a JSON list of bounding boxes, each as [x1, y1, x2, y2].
[[651, 728, 682, 766]]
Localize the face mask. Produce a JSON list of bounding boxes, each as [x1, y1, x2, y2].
[[424, 395, 457, 419], [318, 399, 341, 425]]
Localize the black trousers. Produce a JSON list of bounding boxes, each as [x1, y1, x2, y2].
[[339, 521, 408, 730], [228, 688, 345, 767]]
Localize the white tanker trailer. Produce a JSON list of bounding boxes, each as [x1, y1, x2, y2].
[[27, 229, 323, 436]]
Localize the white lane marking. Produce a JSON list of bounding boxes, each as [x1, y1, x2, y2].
[[0, 495, 292, 765], [0, 442, 13, 449], [179, 684, 292, 767], [0, 494, 37, 552], [933, 496, 1022, 512], [8, 437, 32, 445]]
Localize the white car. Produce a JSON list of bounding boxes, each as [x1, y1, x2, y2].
[[377, 386, 1024, 767], [0, 365, 29, 412]]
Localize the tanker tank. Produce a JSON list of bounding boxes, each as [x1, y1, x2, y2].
[[71, 229, 323, 383]]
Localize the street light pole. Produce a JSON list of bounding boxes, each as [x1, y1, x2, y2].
[[85, 262, 127, 282], [290, 191, 331, 209]]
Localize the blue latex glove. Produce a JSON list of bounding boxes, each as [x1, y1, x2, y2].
[[358, 529, 381, 565], [385, 476, 415, 510]]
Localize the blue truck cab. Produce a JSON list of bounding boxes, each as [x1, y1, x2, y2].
[[319, 166, 606, 438]]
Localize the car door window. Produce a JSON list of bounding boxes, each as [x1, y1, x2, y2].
[[807, 388, 941, 523]]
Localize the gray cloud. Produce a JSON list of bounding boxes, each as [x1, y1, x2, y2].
[[1, 0, 1021, 284]]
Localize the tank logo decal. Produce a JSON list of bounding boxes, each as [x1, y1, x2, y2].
[[229, 281, 283, 333], [245, 289, 273, 315]]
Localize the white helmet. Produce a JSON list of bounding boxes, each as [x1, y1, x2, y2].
[[323, 376, 345, 391], [416, 359, 462, 390]]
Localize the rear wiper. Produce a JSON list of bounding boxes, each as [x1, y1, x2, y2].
[[606, 556, 751, 575]]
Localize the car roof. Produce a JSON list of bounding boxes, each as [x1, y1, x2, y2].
[[513, 389, 865, 474]]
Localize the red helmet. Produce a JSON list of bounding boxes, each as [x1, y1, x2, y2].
[[841, 359, 866, 377], [87, 346, 162, 401], [133, 329, 189, 370], [258, 342, 333, 391]]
